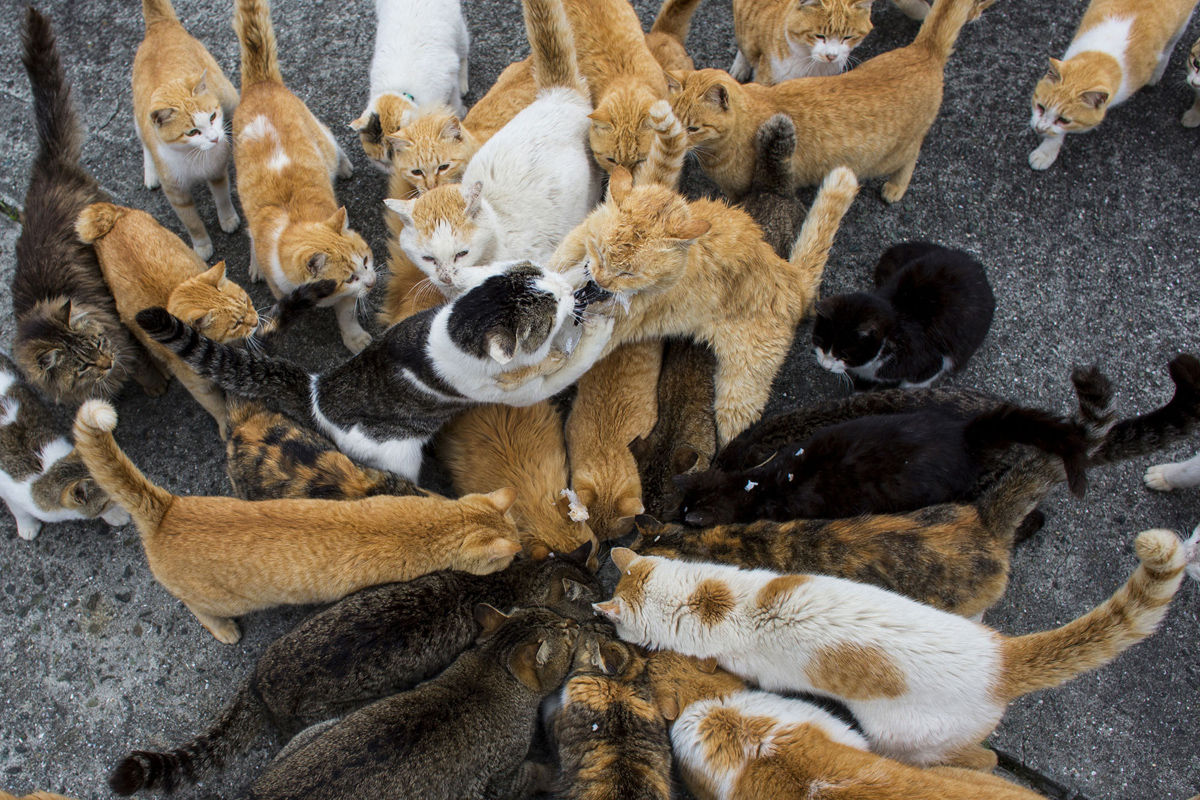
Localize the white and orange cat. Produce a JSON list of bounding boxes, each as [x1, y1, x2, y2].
[[232, 0, 376, 353], [1028, 0, 1198, 169], [133, 0, 240, 259], [1184, 36, 1200, 126], [598, 530, 1188, 769]]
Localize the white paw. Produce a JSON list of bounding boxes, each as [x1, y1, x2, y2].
[[1182, 108, 1200, 128], [342, 329, 372, 354], [337, 159, 354, 180], [101, 506, 131, 527], [193, 239, 214, 261], [730, 51, 752, 83], [219, 212, 241, 233], [144, 173, 160, 190], [1028, 144, 1059, 171], [647, 100, 674, 133], [1143, 464, 1176, 492], [16, 519, 42, 541]]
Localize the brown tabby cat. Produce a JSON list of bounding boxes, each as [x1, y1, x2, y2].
[[73, 400, 523, 644]]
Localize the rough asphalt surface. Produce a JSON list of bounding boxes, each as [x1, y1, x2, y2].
[[0, 0, 1197, 797]]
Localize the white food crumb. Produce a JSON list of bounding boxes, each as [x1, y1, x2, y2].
[[559, 488, 590, 522], [795, 448, 804, 456], [592, 723, 599, 731], [745, 480, 758, 491], [787, 474, 794, 481]]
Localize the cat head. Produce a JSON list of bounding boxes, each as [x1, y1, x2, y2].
[[522, 541, 605, 620], [568, 627, 645, 684], [474, 604, 580, 693], [147, 70, 226, 155], [665, 69, 741, 151], [385, 181, 496, 298], [572, 447, 646, 540], [30, 448, 127, 524], [787, 0, 873, 73], [387, 110, 478, 194], [811, 293, 895, 373], [14, 299, 128, 404], [671, 467, 755, 528], [1188, 38, 1200, 90], [350, 91, 419, 172], [588, 84, 660, 174], [450, 488, 526, 574], [276, 208, 376, 301], [630, 435, 707, 520], [165, 262, 259, 343], [1030, 58, 1112, 136], [644, 649, 744, 721]]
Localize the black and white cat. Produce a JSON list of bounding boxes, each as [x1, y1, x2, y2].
[[137, 261, 612, 480], [812, 242, 995, 388]]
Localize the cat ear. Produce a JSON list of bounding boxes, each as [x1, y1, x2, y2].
[[150, 107, 177, 126], [703, 84, 729, 112], [349, 111, 377, 132], [593, 598, 624, 621], [561, 577, 590, 602], [487, 330, 517, 364], [37, 349, 60, 371], [564, 538, 596, 566], [67, 304, 91, 330], [383, 197, 415, 227], [610, 547, 638, 572], [1080, 90, 1109, 109], [1045, 58, 1064, 84], [325, 207, 350, 234], [70, 480, 91, 506], [306, 253, 327, 276], [574, 485, 597, 511], [607, 167, 634, 204], [191, 69, 209, 97], [440, 116, 463, 141], [535, 637, 553, 666], [486, 538, 523, 563], [633, 513, 662, 530], [628, 435, 651, 460], [510, 640, 548, 690], [192, 311, 215, 331], [672, 446, 700, 476], [385, 134, 412, 155], [814, 297, 833, 318], [462, 181, 484, 218], [473, 603, 510, 637], [664, 71, 684, 94], [616, 496, 645, 519], [486, 487, 518, 514], [50, 298, 72, 325], [852, 0, 874, 8], [667, 218, 712, 244], [198, 261, 227, 287], [658, 691, 681, 721], [529, 542, 552, 561], [588, 108, 613, 127], [595, 641, 630, 676]]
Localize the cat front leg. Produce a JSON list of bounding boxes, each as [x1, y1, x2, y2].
[[881, 147, 920, 204], [208, 170, 241, 234], [186, 603, 242, 645], [1028, 134, 1063, 170], [162, 181, 214, 260], [891, 0, 931, 20], [711, 331, 791, 445], [1183, 94, 1200, 128], [730, 49, 752, 83], [1144, 452, 1200, 491], [142, 144, 160, 190], [334, 294, 372, 354], [10, 505, 42, 541]]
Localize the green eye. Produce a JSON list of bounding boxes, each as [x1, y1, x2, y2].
[[187, 128, 200, 136]]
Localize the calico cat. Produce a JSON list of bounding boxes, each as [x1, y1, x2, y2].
[[731, 0, 883, 83], [246, 606, 578, 800], [812, 242, 995, 388], [351, 0, 470, 170], [13, 8, 159, 405], [133, 0, 240, 259], [72, 400, 524, 644], [109, 552, 598, 794], [598, 528, 1189, 769], [0, 352, 128, 540], [630, 339, 718, 520], [1028, 0, 1197, 169], [566, 342, 663, 539], [136, 262, 614, 480], [738, 115, 805, 260], [1184, 36, 1200, 127], [552, 166, 858, 445], [232, 0, 377, 354], [76, 203, 260, 438], [667, 0, 989, 202]]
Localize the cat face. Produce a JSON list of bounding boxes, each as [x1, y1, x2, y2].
[[588, 85, 659, 174], [166, 262, 259, 343], [476, 605, 581, 692], [787, 0, 873, 73], [449, 488, 525, 574], [665, 70, 738, 151], [31, 452, 125, 522], [386, 182, 496, 297], [1188, 39, 1200, 90], [1030, 58, 1109, 136], [811, 294, 892, 373], [350, 92, 419, 172], [388, 112, 476, 193], [277, 208, 376, 301], [14, 299, 126, 403], [671, 468, 753, 528], [148, 71, 226, 154]]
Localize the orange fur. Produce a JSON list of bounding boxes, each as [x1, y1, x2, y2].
[[732, 0, 876, 83], [646, 0, 706, 70], [0, 793, 78, 800]]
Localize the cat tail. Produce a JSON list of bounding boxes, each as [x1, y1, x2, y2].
[[634, 100, 687, 189], [996, 529, 1185, 700], [650, 0, 705, 43], [22, 7, 82, 169], [522, 0, 585, 94], [911, 0, 978, 64], [1093, 354, 1200, 465], [141, 0, 179, 26], [249, 279, 339, 355], [963, 405, 1088, 498], [234, 0, 283, 87], [109, 680, 268, 795], [72, 401, 172, 531], [753, 115, 798, 196], [788, 167, 859, 311], [75, 202, 127, 243]]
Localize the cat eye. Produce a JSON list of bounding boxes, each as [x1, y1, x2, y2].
[[1034, 104, 1045, 115], [454, 250, 469, 261], [815, 35, 826, 42], [437, 164, 450, 173], [1193, 57, 1200, 69], [1057, 116, 1070, 125], [210, 112, 217, 122], [686, 126, 700, 134], [187, 128, 200, 136], [606, 157, 617, 164], [422, 256, 436, 263], [346, 275, 359, 283], [412, 169, 424, 177]]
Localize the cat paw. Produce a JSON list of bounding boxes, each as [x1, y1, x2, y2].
[[342, 329, 372, 354], [730, 51, 752, 83], [15, 518, 42, 541], [1143, 464, 1178, 491], [137, 371, 171, 398], [219, 212, 241, 234], [193, 239, 214, 261], [880, 180, 908, 204], [1028, 146, 1059, 171], [893, 0, 931, 20], [100, 506, 131, 527], [143, 174, 160, 190], [205, 618, 243, 645], [1182, 108, 1200, 128], [647, 100, 675, 133], [337, 156, 354, 180]]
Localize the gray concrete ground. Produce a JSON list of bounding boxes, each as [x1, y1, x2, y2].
[[0, 0, 1197, 797]]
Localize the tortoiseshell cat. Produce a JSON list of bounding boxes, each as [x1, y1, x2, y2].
[[110, 551, 598, 794]]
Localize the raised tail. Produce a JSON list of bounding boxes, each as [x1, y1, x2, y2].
[[650, 0, 705, 42], [788, 166, 859, 312], [633, 100, 687, 189], [22, 7, 81, 168], [1093, 354, 1200, 465], [234, 0, 283, 87], [752, 114, 798, 196], [963, 405, 1088, 498], [141, 0, 179, 26], [73, 401, 172, 532], [135, 307, 314, 422], [910, 0, 979, 64], [110, 680, 269, 795], [75, 202, 127, 243], [522, 0, 584, 93], [996, 529, 1185, 700]]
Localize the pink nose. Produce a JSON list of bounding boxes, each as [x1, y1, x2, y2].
[[364, 274, 376, 289], [823, 53, 838, 61]]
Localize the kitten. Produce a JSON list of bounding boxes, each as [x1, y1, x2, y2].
[[438, 403, 598, 561], [812, 242, 995, 388], [646, 0, 706, 71], [1028, 0, 1197, 169], [566, 342, 663, 539], [0, 352, 128, 540], [731, 0, 879, 83], [552, 166, 858, 445], [1145, 451, 1200, 491], [667, 0, 989, 202], [233, 0, 377, 354], [75, 203, 259, 438], [630, 339, 718, 520], [350, 0, 470, 170], [738, 115, 806, 259], [137, 262, 614, 480], [598, 527, 1189, 769], [109, 553, 598, 794], [247, 606, 577, 800], [72, 400, 524, 644], [133, 0, 240, 259], [1183, 36, 1200, 126], [13, 8, 159, 405]]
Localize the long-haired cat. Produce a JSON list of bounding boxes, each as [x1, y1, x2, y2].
[[72, 400, 524, 644], [13, 8, 158, 405], [598, 526, 1189, 769], [731, 0, 881, 83], [0, 352, 128, 540], [1183, 36, 1200, 126], [109, 554, 598, 794], [247, 607, 577, 800], [133, 0, 240, 259], [739, 115, 806, 259], [553, 165, 858, 445], [813, 242, 995, 388], [1027, 0, 1197, 169], [75, 203, 259, 438], [232, 0, 377, 353], [668, 0, 989, 201]]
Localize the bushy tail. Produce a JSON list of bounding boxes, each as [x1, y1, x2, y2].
[[109, 681, 269, 795], [141, 0, 179, 26], [523, 0, 584, 93], [997, 529, 1185, 700], [633, 100, 687, 189], [22, 7, 81, 168], [788, 167, 859, 312], [910, 0, 979, 64], [234, 0, 282, 86], [73, 401, 172, 532], [752, 114, 798, 196], [650, 0, 705, 42], [963, 405, 1088, 498], [75, 202, 127, 243], [134, 307, 314, 422], [1094, 354, 1200, 465]]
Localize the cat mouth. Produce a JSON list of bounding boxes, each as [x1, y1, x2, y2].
[[573, 281, 614, 322]]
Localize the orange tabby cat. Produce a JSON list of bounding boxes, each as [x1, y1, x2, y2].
[[731, 0, 880, 82], [645, 0, 706, 71], [565, 341, 663, 539], [133, 0, 240, 260], [232, 0, 377, 354], [668, 0, 988, 202], [554, 166, 858, 445], [76, 203, 258, 438], [73, 400, 523, 645]]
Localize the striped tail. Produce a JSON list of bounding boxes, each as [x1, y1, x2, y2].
[[234, 0, 282, 86], [22, 7, 81, 169], [1093, 354, 1200, 465], [634, 100, 687, 189], [752, 114, 798, 196], [523, 0, 584, 94], [73, 402, 172, 532], [788, 167, 859, 315]]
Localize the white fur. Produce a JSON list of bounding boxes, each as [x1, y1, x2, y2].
[[770, 35, 848, 81], [1144, 451, 1200, 491], [1063, 17, 1134, 104], [362, 0, 470, 118], [1, 438, 93, 540], [241, 114, 273, 142], [307, 375, 433, 480]]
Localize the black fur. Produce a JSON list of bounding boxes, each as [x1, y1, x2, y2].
[[738, 114, 805, 259], [447, 264, 559, 360]]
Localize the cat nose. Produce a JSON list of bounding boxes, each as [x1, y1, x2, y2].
[[823, 53, 838, 61], [363, 273, 376, 289], [95, 354, 112, 370]]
